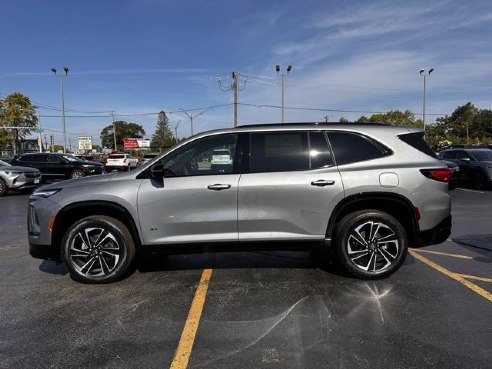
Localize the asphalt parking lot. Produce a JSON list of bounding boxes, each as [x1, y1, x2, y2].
[[0, 188, 491, 369]]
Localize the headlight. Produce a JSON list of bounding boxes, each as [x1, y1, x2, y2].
[[31, 189, 61, 198], [5, 171, 22, 176]]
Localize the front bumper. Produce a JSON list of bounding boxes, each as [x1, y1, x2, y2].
[[29, 241, 60, 261]]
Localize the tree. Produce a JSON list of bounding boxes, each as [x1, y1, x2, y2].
[[150, 111, 175, 151], [100, 121, 145, 150], [0, 92, 38, 155], [434, 103, 492, 145], [356, 110, 422, 127]]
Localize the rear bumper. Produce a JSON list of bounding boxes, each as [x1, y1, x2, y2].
[[414, 215, 452, 247]]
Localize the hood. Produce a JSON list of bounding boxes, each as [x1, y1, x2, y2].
[[0, 165, 40, 173], [37, 170, 137, 191]]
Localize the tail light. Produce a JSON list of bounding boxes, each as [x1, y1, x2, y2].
[[420, 168, 453, 183]]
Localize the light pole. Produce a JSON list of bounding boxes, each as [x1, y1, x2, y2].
[[173, 120, 181, 142], [179, 108, 211, 136], [51, 67, 69, 153], [419, 68, 434, 134], [276, 64, 292, 123]]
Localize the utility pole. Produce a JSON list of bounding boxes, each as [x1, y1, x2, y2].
[[51, 67, 69, 153], [218, 71, 247, 127], [232, 72, 238, 127], [36, 113, 43, 152], [112, 111, 117, 151]]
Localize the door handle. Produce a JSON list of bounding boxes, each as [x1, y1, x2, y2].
[[207, 184, 232, 191], [311, 179, 335, 187]]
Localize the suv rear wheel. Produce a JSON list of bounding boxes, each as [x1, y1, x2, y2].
[[61, 215, 135, 284], [335, 210, 408, 279]]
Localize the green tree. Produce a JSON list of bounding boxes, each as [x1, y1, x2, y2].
[[100, 121, 145, 150], [356, 110, 422, 127], [0, 92, 38, 154], [150, 111, 175, 151], [435, 102, 478, 144]]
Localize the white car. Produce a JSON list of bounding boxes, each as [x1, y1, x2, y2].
[[105, 154, 139, 171], [211, 149, 232, 165]]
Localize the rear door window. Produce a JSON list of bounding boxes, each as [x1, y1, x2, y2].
[[327, 131, 389, 165], [249, 131, 333, 173]]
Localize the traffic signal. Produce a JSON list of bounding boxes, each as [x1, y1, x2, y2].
[[50, 135, 54, 147]]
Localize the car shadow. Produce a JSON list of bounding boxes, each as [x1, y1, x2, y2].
[[39, 260, 69, 275], [135, 250, 350, 278]]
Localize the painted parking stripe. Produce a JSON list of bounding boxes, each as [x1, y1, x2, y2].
[[170, 269, 213, 369], [456, 274, 492, 283], [409, 249, 492, 302], [414, 249, 473, 259], [456, 188, 485, 194]]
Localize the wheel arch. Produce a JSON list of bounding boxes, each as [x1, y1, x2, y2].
[[52, 201, 142, 258], [326, 192, 419, 244]]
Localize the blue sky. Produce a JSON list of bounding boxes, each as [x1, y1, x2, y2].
[[1, 0, 491, 147]]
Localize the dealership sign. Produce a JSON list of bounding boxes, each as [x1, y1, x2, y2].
[[123, 138, 150, 150], [78, 136, 93, 151]]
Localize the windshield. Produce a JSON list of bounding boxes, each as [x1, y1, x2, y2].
[[62, 155, 84, 162], [0, 159, 11, 166]]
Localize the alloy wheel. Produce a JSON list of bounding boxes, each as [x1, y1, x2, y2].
[[68, 227, 122, 278], [346, 220, 400, 273]]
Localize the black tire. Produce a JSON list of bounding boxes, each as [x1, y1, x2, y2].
[[71, 169, 85, 179], [473, 171, 488, 190], [335, 210, 408, 279], [0, 178, 8, 197], [61, 216, 136, 284]]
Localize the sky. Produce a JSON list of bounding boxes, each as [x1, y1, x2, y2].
[[1, 0, 491, 148]]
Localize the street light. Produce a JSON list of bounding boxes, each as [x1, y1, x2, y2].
[[419, 68, 434, 135], [179, 108, 212, 136], [51, 66, 69, 153], [276, 64, 292, 123], [173, 120, 181, 142]]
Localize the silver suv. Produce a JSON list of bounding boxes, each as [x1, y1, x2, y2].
[[28, 123, 452, 283]]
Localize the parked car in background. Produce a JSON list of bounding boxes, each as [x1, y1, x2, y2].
[[10, 153, 105, 181], [28, 123, 452, 283], [441, 160, 459, 190], [0, 159, 42, 196], [140, 153, 159, 165], [210, 148, 233, 173], [105, 153, 139, 171], [438, 148, 492, 190]]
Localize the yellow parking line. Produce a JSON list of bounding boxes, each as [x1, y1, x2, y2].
[[457, 274, 492, 283], [409, 249, 492, 302], [170, 269, 213, 369], [412, 249, 473, 259]]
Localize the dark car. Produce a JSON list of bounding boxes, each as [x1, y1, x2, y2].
[[441, 160, 459, 190], [10, 153, 105, 181], [438, 148, 492, 189]]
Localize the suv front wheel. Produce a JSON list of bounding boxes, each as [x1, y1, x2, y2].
[[61, 215, 136, 283], [335, 210, 408, 279]]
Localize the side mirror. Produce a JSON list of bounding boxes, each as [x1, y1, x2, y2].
[[150, 163, 165, 178]]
